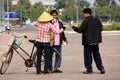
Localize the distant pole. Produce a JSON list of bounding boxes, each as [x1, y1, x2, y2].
[[3, 0, 4, 22], [77, 5, 79, 23], [7, 0, 9, 25], [93, 6, 95, 17], [76, 0, 79, 23], [0, 0, 2, 23], [109, 0, 112, 22], [20, 8, 22, 27], [90, 0, 96, 17]]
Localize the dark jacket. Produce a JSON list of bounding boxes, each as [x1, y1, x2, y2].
[[72, 16, 103, 45], [55, 21, 67, 46]]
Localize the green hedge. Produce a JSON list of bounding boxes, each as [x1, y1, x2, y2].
[[103, 24, 120, 31], [77, 23, 120, 31]]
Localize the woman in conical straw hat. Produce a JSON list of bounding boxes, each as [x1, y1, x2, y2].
[[34, 12, 63, 75]]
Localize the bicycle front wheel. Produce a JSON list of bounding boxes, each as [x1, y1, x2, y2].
[[0, 49, 13, 74]]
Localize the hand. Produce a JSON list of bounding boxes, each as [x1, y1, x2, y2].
[[24, 35, 28, 38], [65, 40, 68, 45], [69, 23, 74, 28], [60, 28, 64, 31], [58, 30, 63, 33], [64, 40, 68, 45]]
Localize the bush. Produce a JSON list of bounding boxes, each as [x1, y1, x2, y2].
[[103, 23, 120, 31], [77, 23, 81, 28], [77, 23, 120, 31]]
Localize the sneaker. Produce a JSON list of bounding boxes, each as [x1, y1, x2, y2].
[[54, 69, 63, 73], [44, 72, 49, 75], [100, 70, 105, 74]]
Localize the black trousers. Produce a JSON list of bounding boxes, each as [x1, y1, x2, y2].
[[36, 42, 50, 73], [84, 44, 104, 72]]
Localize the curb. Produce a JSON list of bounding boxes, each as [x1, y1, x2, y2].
[[65, 31, 120, 34]]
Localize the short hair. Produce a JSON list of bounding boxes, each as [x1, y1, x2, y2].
[[50, 10, 58, 15], [83, 8, 92, 14]]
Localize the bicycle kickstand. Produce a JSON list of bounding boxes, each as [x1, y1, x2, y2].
[[26, 67, 29, 72]]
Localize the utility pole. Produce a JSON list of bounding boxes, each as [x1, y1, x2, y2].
[[3, 0, 4, 22], [20, 8, 22, 27], [76, 4, 79, 23], [76, 0, 80, 24], [93, 6, 96, 17], [0, 0, 4, 23], [0, 0, 2, 23], [7, 0, 9, 25], [109, 0, 113, 22], [90, 0, 96, 17]]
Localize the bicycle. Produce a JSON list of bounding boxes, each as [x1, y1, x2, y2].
[[0, 36, 61, 74]]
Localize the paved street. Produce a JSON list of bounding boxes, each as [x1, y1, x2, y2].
[[0, 25, 120, 80]]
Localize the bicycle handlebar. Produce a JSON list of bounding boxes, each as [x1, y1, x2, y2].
[[28, 39, 36, 44], [11, 34, 28, 39], [24, 35, 28, 38]]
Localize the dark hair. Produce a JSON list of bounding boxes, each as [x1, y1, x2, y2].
[[83, 8, 92, 14], [50, 10, 58, 15]]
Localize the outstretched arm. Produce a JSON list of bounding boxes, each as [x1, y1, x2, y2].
[[69, 20, 88, 33]]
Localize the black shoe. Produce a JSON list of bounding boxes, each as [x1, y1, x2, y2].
[[36, 70, 43, 74], [44, 72, 49, 75], [100, 70, 105, 74], [83, 71, 93, 74], [54, 69, 63, 73], [48, 69, 53, 72], [36, 73, 41, 75], [49, 70, 53, 73], [41, 71, 44, 73]]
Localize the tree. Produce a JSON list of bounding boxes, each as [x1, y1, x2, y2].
[[96, 0, 110, 7], [56, 0, 120, 22], [55, 0, 89, 21], [59, 0, 77, 20], [55, 0, 66, 9], [30, 2, 45, 21], [17, 0, 31, 21], [11, 0, 31, 22], [29, 6, 36, 21]]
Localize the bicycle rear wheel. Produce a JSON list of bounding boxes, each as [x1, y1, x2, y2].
[[0, 49, 13, 74], [32, 48, 61, 72], [32, 51, 44, 67], [32, 51, 37, 67]]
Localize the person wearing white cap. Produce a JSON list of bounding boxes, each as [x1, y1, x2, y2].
[[35, 12, 63, 75]]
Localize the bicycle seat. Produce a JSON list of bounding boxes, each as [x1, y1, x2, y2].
[[29, 39, 36, 44]]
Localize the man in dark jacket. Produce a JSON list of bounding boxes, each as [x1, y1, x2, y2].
[[49, 10, 68, 73], [70, 8, 105, 74]]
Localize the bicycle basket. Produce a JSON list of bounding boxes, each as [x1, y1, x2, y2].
[[13, 38, 22, 49]]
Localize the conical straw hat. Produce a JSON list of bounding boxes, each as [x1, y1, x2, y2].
[[38, 12, 53, 22]]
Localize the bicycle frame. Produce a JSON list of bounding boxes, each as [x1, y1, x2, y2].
[[9, 37, 36, 62]]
